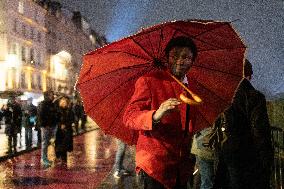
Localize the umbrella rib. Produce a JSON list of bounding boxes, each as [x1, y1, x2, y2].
[[105, 50, 151, 62], [196, 109, 212, 128], [78, 63, 151, 86], [130, 37, 156, 60], [105, 97, 128, 133], [189, 76, 231, 103], [170, 23, 244, 50], [158, 27, 164, 57], [193, 64, 241, 78], [198, 46, 245, 52], [86, 66, 153, 113]]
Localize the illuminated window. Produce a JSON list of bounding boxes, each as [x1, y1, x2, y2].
[[18, 1, 24, 14]]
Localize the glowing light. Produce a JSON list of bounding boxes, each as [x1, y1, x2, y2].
[[50, 51, 71, 80], [6, 54, 21, 68], [0, 67, 6, 91]]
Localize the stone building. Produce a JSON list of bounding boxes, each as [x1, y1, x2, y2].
[[0, 0, 106, 104]]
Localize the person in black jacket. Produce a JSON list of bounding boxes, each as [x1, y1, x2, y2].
[[214, 59, 273, 189], [55, 96, 75, 166], [37, 90, 57, 167], [23, 97, 37, 148], [2, 96, 22, 154]]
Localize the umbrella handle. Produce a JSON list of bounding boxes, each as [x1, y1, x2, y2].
[[167, 72, 203, 105]]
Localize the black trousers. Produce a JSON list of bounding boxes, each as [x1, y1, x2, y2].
[[138, 170, 187, 189], [56, 151, 67, 162]]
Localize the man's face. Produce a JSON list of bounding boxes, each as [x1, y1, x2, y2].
[[168, 46, 194, 79]]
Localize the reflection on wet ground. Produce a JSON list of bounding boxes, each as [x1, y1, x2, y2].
[[0, 129, 127, 188]]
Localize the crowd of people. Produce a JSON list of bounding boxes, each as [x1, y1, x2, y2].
[[0, 91, 87, 167]]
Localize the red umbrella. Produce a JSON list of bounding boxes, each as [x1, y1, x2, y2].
[[76, 20, 246, 145]]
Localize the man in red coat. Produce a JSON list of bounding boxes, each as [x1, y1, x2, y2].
[[123, 36, 198, 189]]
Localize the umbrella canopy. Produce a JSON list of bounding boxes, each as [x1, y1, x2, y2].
[[77, 19, 246, 145], [0, 90, 23, 99]]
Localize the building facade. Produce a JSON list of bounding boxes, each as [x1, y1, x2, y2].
[[0, 0, 48, 102], [0, 0, 105, 104]]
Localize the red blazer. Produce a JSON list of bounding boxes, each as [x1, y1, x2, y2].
[[123, 70, 196, 189]]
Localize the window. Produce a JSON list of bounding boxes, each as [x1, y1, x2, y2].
[[34, 10, 39, 22], [37, 52, 41, 65], [21, 46, 26, 62], [10, 43, 17, 54], [30, 28, 34, 40], [18, 1, 24, 14], [37, 32, 41, 42], [20, 72, 26, 89], [37, 75, 42, 90], [13, 20, 17, 32], [30, 48, 34, 64], [22, 25, 26, 37], [31, 74, 36, 89]]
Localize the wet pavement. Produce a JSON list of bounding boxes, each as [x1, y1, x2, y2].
[[0, 121, 139, 189], [0, 119, 97, 160]]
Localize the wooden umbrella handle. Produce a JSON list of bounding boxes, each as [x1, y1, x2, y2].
[[167, 72, 203, 105]]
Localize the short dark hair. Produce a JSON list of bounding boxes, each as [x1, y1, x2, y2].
[[43, 90, 54, 99], [164, 36, 197, 60], [244, 59, 253, 77]]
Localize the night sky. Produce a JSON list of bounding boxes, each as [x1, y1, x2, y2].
[[60, 0, 283, 99]]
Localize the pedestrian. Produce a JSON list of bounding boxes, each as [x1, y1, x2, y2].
[[37, 90, 57, 167], [55, 96, 75, 166], [72, 99, 81, 134], [23, 97, 37, 148], [212, 59, 274, 189], [191, 127, 215, 189], [2, 96, 22, 154], [80, 102, 87, 131], [113, 139, 131, 178], [123, 36, 198, 189]]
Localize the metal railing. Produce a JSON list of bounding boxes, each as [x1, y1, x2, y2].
[[271, 126, 283, 189]]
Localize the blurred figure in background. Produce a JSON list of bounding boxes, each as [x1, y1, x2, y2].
[[72, 99, 82, 134], [2, 96, 22, 154], [113, 139, 131, 178], [37, 90, 57, 167], [23, 97, 37, 148], [55, 96, 75, 166]]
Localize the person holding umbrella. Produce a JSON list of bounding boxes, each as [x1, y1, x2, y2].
[[76, 19, 246, 189], [123, 36, 198, 189]]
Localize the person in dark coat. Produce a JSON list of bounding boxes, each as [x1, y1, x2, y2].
[[214, 59, 274, 189], [37, 90, 57, 167], [23, 97, 37, 148], [2, 96, 22, 154], [55, 96, 75, 165]]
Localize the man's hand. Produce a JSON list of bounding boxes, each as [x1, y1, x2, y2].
[[153, 98, 181, 122]]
